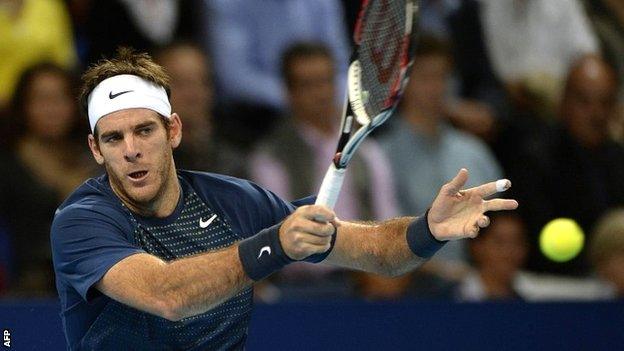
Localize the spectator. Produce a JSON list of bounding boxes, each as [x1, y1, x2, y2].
[[418, 0, 461, 40], [0, 63, 97, 296], [583, 0, 624, 101], [582, 0, 624, 146], [249, 42, 399, 300], [479, 0, 598, 117], [154, 42, 246, 177], [509, 55, 624, 276], [0, 0, 77, 108], [378, 35, 503, 266], [456, 212, 528, 301], [204, 0, 349, 146], [81, 0, 203, 67], [589, 208, 624, 299]]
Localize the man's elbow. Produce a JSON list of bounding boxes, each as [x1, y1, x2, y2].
[[153, 296, 185, 322], [377, 265, 408, 278], [370, 258, 402, 277]]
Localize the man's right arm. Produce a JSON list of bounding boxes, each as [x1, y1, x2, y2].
[[96, 245, 251, 322], [95, 206, 336, 322]]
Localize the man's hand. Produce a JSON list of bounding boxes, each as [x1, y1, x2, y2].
[[428, 169, 518, 240], [279, 205, 338, 260]]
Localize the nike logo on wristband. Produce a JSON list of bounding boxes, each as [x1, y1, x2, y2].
[[258, 246, 271, 259], [199, 214, 218, 228], [108, 90, 133, 99]]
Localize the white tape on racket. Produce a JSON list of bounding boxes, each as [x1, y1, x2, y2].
[[496, 179, 511, 193], [315, 164, 347, 209]]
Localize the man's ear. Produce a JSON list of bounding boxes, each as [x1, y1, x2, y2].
[[88, 134, 105, 165], [169, 113, 182, 149]]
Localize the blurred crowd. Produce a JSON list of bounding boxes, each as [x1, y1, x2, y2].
[[1, 0, 624, 303]]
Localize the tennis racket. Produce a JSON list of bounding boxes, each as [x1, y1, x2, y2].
[[315, 0, 420, 209]]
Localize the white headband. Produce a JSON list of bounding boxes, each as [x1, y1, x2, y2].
[[87, 74, 171, 132]]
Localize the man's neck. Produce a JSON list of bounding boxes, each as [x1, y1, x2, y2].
[[402, 105, 441, 138], [111, 170, 181, 218]]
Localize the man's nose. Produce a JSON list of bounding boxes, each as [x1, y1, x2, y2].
[[123, 136, 142, 162]]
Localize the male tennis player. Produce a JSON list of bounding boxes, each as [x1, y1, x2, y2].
[[51, 48, 518, 350]]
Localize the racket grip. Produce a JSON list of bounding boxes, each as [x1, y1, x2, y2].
[[315, 164, 347, 209]]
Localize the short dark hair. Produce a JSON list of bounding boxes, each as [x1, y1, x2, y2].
[[154, 41, 210, 67], [414, 33, 452, 61], [79, 47, 171, 121], [80, 47, 172, 138], [280, 42, 334, 88]]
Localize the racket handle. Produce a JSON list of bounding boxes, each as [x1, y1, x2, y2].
[[315, 164, 347, 209]]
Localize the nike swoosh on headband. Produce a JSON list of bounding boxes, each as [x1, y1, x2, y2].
[[109, 90, 134, 99]]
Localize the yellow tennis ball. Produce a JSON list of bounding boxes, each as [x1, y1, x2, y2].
[[539, 218, 585, 262]]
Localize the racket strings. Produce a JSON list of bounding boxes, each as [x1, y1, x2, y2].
[[355, 0, 409, 118]]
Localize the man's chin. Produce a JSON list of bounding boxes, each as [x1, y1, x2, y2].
[[126, 189, 158, 205], [116, 183, 159, 208]]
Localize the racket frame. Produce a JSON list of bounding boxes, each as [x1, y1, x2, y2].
[[315, 0, 419, 209]]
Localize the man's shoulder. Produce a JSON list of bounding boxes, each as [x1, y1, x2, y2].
[[53, 175, 127, 228], [178, 169, 277, 207], [179, 170, 257, 194], [178, 170, 296, 233]]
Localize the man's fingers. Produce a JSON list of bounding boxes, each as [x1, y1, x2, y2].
[[483, 198, 519, 212], [477, 215, 490, 228], [469, 179, 512, 198], [293, 231, 333, 246], [306, 219, 335, 237], [495, 179, 512, 193], [291, 241, 333, 259], [329, 217, 342, 229], [444, 168, 469, 195], [293, 218, 335, 237], [299, 205, 336, 223], [301, 242, 333, 255]]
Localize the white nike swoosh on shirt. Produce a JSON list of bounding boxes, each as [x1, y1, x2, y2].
[[258, 246, 271, 259], [199, 214, 218, 228]]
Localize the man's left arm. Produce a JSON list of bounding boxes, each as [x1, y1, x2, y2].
[[323, 169, 518, 276], [325, 217, 428, 276]]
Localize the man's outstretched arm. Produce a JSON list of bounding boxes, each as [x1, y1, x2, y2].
[[322, 169, 519, 276], [96, 169, 517, 321]]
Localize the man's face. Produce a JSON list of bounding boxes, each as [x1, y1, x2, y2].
[[88, 108, 182, 211], [26, 71, 76, 139], [286, 55, 337, 127], [597, 254, 624, 297], [471, 216, 527, 281], [403, 54, 450, 118], [562, 61, 617, 148], [159, 47, 213, 129]]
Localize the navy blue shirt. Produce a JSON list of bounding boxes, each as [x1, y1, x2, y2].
[[51, 170, 297, 350]]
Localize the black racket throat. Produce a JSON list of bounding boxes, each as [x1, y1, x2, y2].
[[336, 102, 354, 148], [333, 100, 356, 168]]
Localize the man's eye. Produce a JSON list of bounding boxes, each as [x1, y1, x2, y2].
[[139, 128, 152, 135], [104, 136, 120, 143]]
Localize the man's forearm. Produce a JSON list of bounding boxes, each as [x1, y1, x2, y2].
[[157, 245, 252, 320], [100, 223, 298, 321], [326, 216, 441, 277], [98, 245, 253, 321]]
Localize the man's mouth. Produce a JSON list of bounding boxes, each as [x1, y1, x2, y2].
[[128, 170, 148, 180]]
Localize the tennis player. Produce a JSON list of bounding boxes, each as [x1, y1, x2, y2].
[[51, 48, 518, 350]]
